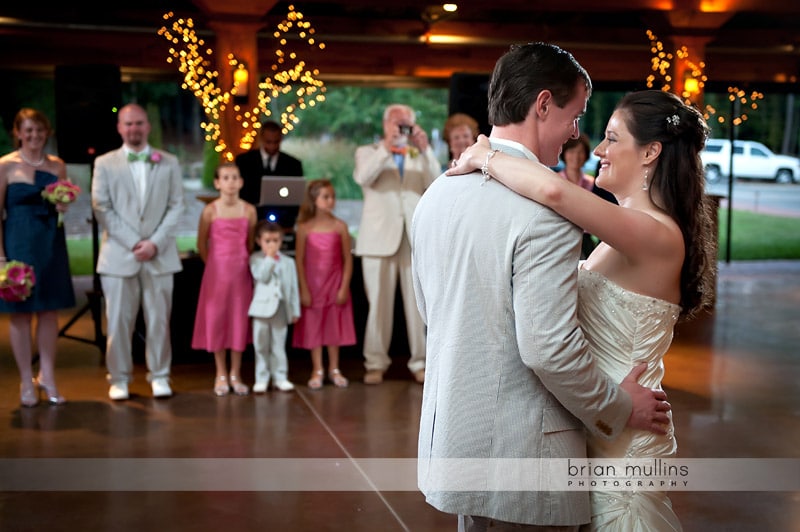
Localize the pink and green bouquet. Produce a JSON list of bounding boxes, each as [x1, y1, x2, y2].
[[0, 260, 36, 302], [41, 180, 81, 226]]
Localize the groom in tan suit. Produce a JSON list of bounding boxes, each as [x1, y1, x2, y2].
[[411, 43, 670, 530], [92, 103, 185, 400]]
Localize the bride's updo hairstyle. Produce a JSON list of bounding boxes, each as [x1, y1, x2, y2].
[[615, 90, 715, 319]]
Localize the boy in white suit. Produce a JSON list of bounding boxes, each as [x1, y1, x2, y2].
[[249, 220, 301, 392]]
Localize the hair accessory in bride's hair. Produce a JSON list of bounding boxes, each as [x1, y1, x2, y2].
[[666, 114, 680, 127]]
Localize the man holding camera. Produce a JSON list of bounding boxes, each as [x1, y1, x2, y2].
[[353, 103, 442, 385]]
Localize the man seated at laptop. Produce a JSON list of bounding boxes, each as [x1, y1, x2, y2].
[[236, 120, 304, 205]]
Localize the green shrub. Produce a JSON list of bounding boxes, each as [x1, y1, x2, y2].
[[283, 138, 362, 200]]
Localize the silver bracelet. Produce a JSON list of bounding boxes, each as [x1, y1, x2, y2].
[[481, 149, 500, 183]]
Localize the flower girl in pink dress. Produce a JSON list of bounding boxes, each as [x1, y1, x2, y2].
[[292, 179, 356, 390], [191, 163, 257, 396]]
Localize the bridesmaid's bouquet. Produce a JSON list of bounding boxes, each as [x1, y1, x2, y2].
[[0, 260, 36, 302], [41, 180, 81, 227]]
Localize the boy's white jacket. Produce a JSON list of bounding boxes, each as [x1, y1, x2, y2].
[[248, 251, 301, 320]]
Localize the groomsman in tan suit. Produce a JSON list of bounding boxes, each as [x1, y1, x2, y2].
[[92, 103, 185, 400], [353, 104, 442, 384]]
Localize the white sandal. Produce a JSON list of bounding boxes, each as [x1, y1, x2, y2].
[[229, 375, 250, 396], [308, 370, 324, 390], [328, 369, 349, 388], [213, 375, 229, 396]]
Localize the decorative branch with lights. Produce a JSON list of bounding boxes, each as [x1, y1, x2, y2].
[[158, 13, 228, 153], [644, 30, 763, 126], [645, 30, 674, 92], [158, 5, 327, 160], [645, 30, 707, 105], [704, 87, 764, 126]]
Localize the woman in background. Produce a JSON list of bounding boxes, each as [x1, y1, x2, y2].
[[557, 134, 605, 259], [443, 112, 480, 165]]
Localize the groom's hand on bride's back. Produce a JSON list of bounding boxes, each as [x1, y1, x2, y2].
[[621, 363, 672, 435]]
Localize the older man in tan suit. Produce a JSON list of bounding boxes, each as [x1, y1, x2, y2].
[[353, 104, 442, 385], [92, 103, 185, 401]]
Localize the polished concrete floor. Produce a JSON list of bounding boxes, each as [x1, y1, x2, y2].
[[1, 261, 799, 531]]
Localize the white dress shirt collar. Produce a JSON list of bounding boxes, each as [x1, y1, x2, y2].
[[260, 148, 277, 171], [489, 138, 539, 162]]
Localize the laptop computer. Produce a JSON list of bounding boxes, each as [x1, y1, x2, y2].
[[257, 204, 301, 232], [257, 177, 306, 245], [259, 176, 307, 206]]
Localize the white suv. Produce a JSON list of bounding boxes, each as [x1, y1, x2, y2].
[[700, 139, 800, 184]]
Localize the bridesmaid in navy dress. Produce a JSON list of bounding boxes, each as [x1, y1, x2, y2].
[[0, 108, 75, 406]]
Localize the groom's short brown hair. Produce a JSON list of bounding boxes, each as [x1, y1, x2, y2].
[[488, 42, 591, 127]]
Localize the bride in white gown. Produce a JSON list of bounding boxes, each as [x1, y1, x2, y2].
[[578, 266, 682, 530], [449, 90, 716, 531]]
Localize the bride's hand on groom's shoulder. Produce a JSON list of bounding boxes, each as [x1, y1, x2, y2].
[[446, 135, 492, 176]]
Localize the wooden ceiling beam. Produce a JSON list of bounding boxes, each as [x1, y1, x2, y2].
[[1, 2, 799, 87]]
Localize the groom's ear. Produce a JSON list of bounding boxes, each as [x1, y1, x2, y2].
[[534, 90, 552, 120]]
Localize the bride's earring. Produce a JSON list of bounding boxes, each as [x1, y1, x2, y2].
[[642, 169, 649, 191]]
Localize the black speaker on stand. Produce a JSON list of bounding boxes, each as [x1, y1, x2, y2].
[[54, 64, 122, 359]]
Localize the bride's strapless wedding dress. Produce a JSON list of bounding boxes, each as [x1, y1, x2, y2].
[[578, 268, 683, 532]]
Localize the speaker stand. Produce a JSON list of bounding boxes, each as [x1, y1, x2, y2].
[[58, 163, 106, 362]]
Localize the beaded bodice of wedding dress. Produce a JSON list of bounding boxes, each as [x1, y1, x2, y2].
[[577, 268, 683, 532]]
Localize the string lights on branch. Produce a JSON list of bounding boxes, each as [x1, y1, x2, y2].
[[646, 30, 674, 93], [644, 29, 764, 126], [158, 13, 227, 153], [158, 5, 327, 160], [645, 30, 707, 105], [704, 87, 764, 125]]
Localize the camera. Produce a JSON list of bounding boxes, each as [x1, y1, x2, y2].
[[398, 124, 413, 135]]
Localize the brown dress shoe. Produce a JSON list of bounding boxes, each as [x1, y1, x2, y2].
[[363, 370, 384, 385], [413, 369, 425, 384]]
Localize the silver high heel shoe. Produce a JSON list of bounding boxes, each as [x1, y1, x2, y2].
[[20, 379, 39, 408], [35, 378, 67, 405]]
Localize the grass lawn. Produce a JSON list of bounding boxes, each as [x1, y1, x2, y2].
[[64, 210, 800, 276], [67, 236, 198, 276], [717, 209, 800, 261]]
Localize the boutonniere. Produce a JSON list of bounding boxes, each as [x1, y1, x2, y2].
[[148, 152, 162, 165], [390, 145, 420, 158]]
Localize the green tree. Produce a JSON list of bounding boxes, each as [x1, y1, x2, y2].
[[277, 86, 449, 199], [288, 86, 448, 143]]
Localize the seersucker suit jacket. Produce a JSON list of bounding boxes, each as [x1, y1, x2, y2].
[[410, 142, 632, 526], [92, 147, 184, 277]]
